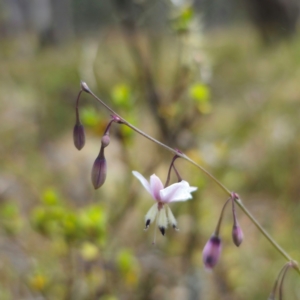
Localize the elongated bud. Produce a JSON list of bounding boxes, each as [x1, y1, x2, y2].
[[73, 122, 85, 150], [91, 148, 107, 189], [202, 235, 222, 270], [231, 192, 243, 246], [101, 134, 110, 148], [232, 224, 243, 247]]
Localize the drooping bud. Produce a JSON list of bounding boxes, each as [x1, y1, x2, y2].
[[231, 192, 243, 247], [101, 134, 110, 148], [202, 235, 222, 270], [73, 122, 85, 150], [91, 147, 107, 189], [232, 224, 244, 247]]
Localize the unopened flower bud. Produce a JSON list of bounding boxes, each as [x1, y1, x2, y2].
[[232, 224, 243, 247], [91, 148, 107, 189], [202, 235, 222, 270], [73, 122, 85, 150], [101, 134, 110, 148]]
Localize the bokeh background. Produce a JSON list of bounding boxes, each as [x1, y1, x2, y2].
[[1, 0, 300, 299]]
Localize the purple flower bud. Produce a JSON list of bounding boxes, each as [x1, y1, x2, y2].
[[101, 134, 110, 148], [232, 224, 244, 247], [91, 148, 107, 189], [202, 235, 222, 270], [73, 122, 85, 150]]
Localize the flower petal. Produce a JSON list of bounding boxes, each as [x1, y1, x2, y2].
[[160, 180, 197, 203], [149, 174, 164, 201], [144, 203, 158, 230], [132, 171, 151, 195], [166, 205, 178, 230]]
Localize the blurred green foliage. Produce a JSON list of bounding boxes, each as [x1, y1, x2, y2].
[[171, 6, 195, 33], [111, 84, 134, 109], [0, 202, 22, 235], [31, 188, 106, 245], [189, 83, 212, 114]]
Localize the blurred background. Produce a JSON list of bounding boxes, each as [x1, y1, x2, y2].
[[0, 0, 300, 299]]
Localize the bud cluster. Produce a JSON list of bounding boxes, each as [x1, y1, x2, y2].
[[202, 192, 244, 270], [89, 117, 120, 190], [73, 82, 122, 190]]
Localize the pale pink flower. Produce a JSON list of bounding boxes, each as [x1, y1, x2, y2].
[[132, 171, 197, 236]]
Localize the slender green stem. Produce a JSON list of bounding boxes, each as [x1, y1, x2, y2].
[[235, 199, 290, 260], [80, 81, 300, 276], [279, 263, 291, 300], [235, 198, 300, 275], [86, 84, 230, 195], [214, 198, 231, 236], [231, 196, 238, 227], [269, 263, 290, 299], [75, 90, 82, 121]]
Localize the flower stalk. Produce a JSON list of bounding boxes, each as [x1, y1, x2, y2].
[[77, 81, 300, 276], [215, 197, 231, 236], [164, 154, 181, 187], [269, 262, 294, 299]]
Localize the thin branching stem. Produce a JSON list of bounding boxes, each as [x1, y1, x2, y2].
[[75, 90, 82, 121], [172, 164, 182, 182], [279, 263, 291, 300], [164, 155, 179, 187], [80, 81, 300, 276], [269, 263, 290, 299], [231, 196, 238, 227], [214, 198, 231, 236]]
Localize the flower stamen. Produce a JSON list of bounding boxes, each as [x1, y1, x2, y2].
[[144, 203, 158, 231], [158, 206, 168, 236], [152, 211, 159, 245], [166, 205, 179, 231]]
